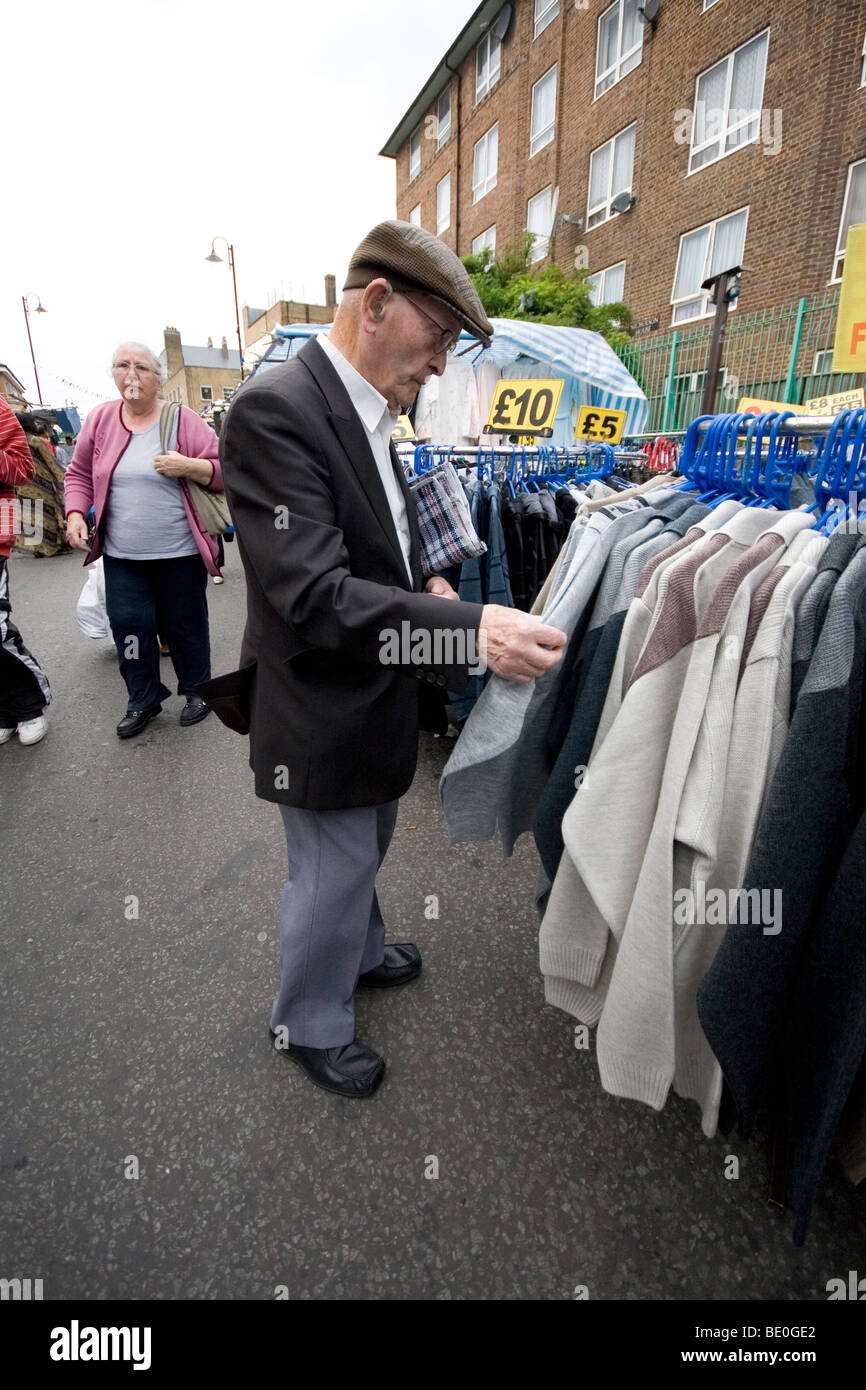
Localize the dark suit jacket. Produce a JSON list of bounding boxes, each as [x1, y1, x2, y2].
[[201, 337, 484, 810]]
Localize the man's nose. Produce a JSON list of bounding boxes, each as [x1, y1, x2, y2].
[[429, 349, 449, 376]]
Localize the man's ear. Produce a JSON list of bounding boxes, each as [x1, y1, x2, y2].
[[363, 278, 393, 326]]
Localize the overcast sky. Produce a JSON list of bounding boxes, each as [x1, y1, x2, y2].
[[1, 0, 477, 417]]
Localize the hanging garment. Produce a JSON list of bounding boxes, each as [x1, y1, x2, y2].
[[440, 492, 685, 853], [501, 491, 528, 610], [414, 357, 481, 445], [533, 499, 712, 887], [537, 507, 814, 1136], [449, 478, 513, 723], [475, 361, 502, 436], [696, 539, 866, 1162], [788, 532, 859, 712]]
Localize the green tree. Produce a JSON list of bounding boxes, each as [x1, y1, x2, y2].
[[462, 233, 633, 352]]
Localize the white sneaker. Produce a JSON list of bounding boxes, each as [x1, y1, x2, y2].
[[17, 716, 47, 745], [0, 725, 16, 745]]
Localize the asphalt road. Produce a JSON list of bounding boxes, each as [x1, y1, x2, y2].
[[1, 544, 864, 1301]]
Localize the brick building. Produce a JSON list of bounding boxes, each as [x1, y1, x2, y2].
[[243, 276, 337, 362], [380, 0, 866, 339], [0, 364, 28, 413], [160, 328, 242, 410]]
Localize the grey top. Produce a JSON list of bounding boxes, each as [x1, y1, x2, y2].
[[103, 422, 199, 561]]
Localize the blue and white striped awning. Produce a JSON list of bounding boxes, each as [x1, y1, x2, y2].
[[462, 317, 648, 436]]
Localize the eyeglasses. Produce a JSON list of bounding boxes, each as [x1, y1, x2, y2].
[[401, 294, 462, 354], [113, 361, 156, 375]]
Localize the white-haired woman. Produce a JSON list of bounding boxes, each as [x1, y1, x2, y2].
[[65, 341, 224, 738]]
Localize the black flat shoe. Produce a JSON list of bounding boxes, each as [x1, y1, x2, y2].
[[180, 695, 210, 726], [116, 705, 161, 738], [269, 1032, 385, 1099], [357, 942, 422, 989]]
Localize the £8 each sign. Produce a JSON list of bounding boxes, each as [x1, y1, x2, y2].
[[574, 406, 627, 444], [486, 379, 564, 435]]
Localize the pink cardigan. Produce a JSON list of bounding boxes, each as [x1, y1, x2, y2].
[[64, 400, 225, 576]]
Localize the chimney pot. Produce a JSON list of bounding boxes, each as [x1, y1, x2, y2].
[[325, 274, 337, 310], [221, 336, 228, 358], [207, 336, 213, 348]]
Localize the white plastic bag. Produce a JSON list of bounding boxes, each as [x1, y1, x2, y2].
[[75, 557, 110, 639]]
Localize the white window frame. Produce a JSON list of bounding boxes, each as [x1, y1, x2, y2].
[[861, 28, 866, 88], [812, 349, 836, 378], [408, 126, 421, 182], [472, 123, 498, 203], [595, 0, 643, 100], [530, 65, 557, 158], [687, 29, 769, 175], [586, 122, 636, 230], [200, 385, 213, 401], [472, 225, 496, 257], [527, 185, 553, 263], [832, 157, 866, 282], [476, 30, 501, 103], [437, 87, 451, 149], [436, 173, 451, 236], [534, 0, 560, 40], [586, 261, 627, 307], [670, 205, 749, 325], [409, 203, 422, 227]]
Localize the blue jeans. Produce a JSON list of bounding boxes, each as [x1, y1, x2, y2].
[[103, 553, 210, 712]]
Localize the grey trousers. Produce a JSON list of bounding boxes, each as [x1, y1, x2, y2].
[[270, 800, 399, 1048]]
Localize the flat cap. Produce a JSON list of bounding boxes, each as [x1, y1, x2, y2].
[[344, 220, 494, 347]]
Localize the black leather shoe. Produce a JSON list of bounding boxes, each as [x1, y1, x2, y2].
[[269, 1032, 385, 1099], [357, 943, 422, 989], [180, 695, 210, 726], [116, 705, 161, 738]]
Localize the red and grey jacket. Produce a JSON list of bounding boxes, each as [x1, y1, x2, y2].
[[0, 398, 34, 558]]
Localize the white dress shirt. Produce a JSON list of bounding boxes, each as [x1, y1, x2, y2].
[[317, 333, 413, 583]]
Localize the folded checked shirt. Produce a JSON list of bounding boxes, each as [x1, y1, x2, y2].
[[538, 505, 814, 1136]]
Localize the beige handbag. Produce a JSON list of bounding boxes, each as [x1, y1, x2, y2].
[[159, 402, 231, 536]]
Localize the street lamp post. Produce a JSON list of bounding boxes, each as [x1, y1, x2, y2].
[[205, 237, 244, 381], [21, 292, 47, 405]]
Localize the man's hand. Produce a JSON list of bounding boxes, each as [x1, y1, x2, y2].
[[424, 576, 459, 601], [66, 512, 90, 550], [479, 605, 566, 684]]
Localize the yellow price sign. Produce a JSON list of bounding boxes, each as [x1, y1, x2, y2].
[[574, 406, 627, 444], [736, 397, 791, 416], [391, 414, 416, 441], [803, 387, 865, 415], [485, 378, 564, 436]]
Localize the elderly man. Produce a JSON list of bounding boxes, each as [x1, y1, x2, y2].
[[205, 221, 565, 1099]]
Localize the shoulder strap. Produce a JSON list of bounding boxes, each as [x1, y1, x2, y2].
[[159, 401, 180, 454]]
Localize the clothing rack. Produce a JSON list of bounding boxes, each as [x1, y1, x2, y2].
[[397, 442, 616, 485], [677, 408, 866, 512]]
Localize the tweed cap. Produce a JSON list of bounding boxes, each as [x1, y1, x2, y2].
[[343, 220, 494, 347]]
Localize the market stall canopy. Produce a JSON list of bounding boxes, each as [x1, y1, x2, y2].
[[250, 322, 332, 375], [462, 317, 648, 437]]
